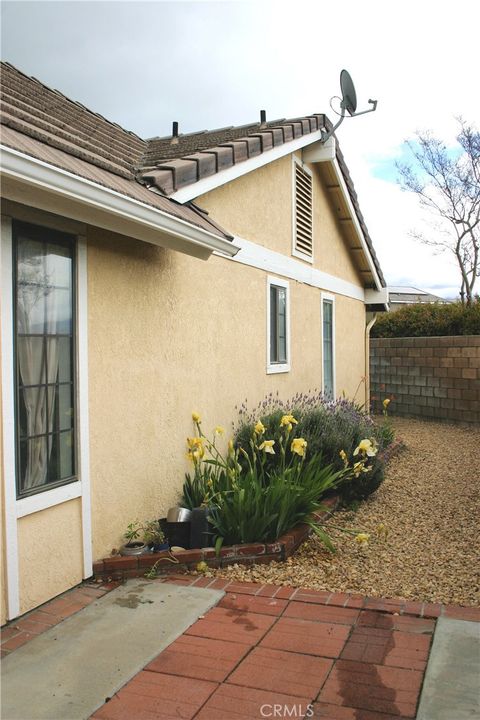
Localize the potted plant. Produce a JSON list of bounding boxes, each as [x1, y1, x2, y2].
[[119, 520, 147, 556], [143, 520, 169, 553]]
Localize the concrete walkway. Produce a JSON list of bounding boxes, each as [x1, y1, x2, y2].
[[1, 581, 223, 720], [1, 575, 479, 719], [417, 617, 480, 720]]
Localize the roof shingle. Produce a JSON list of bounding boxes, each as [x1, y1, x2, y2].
[[0, 62, 385, 285], [0, 62, 232, 240]]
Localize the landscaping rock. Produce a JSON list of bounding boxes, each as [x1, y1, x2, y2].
[[211, 418, 480, 607]]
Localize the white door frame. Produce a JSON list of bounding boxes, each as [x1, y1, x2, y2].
[[321, 292, 336, 398], [0, 213, 92, 620]]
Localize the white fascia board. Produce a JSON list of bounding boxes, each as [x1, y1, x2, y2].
[[302, 136, 336, 163], [329, 158, 383, 291], [0, 146, 240, 259], [226, 236, 365, 303], [365, 287, 389, 309], [300, 140, 384, 292], [170, 130, 323, 203]]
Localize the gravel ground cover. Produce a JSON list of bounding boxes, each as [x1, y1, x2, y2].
[[210, 418, 480, 606]]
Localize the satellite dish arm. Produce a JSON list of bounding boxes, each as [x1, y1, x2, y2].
[[321, 99, 378, 144], [321, 109, 346, 144], [350, 99, 378, 117]]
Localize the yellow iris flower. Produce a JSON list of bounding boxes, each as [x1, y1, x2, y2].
[[355, 533, 370, 545], [280, 414, 298, 432], [258, 440, 275, 454], [254, 421, 266, 436], [186, 436, 204, 461], [353, 438, 378, 457], [353, 461, 371, 477], [291, 438, 307, 457]]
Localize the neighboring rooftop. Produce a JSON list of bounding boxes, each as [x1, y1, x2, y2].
[[388, 286, 450, 306]]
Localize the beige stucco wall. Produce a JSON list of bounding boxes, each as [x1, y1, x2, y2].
[[87, 225, 366, 560], [17, 499, 83, 615], [335, 296, 367, 399], [196, 156, 293, 256], [197, 153, 363, 287], [1, 149, 369, 619]]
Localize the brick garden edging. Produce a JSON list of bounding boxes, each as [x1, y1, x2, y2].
[[93, 439, 406, 583], [92, 497, 339, 582]]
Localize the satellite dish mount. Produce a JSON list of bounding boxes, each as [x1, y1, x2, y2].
[[321, 69, 377, 143]]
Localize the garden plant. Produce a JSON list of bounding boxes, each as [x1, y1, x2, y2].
[[181, 392, 386, 552]]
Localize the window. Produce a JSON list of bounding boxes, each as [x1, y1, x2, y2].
[[267, 277, 290, 373], [293, 158, 313, 261], [13, 221, 76, 498], [322, 295, 335, 398]]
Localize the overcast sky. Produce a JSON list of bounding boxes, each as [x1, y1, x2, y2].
[[2, 0, 479, 298]]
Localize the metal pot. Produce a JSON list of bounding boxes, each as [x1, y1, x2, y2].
[[119, 541, 148, 556], [167, 506, 192, 522]]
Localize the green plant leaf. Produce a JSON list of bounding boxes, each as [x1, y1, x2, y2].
[[308, 523, 336, 553], [215, 536, 224, 557]]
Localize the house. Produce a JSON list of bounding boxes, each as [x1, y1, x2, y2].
[[387, 285, 450, 310], [0, 62, 387, 622]]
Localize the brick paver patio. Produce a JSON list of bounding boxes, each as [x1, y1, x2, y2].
[[2, 574, 478, 718], [82, 574, 478, 720]]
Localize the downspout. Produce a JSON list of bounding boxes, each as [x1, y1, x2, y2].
[[365, 313, 377, 411]]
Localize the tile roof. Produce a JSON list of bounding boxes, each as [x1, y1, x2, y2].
[[0, 62, 232, 240], [1, 62, 145, 179], [0, 62, 385, 286], [141, 116, 324, 194], [333, 137, 386, 287], [139, 116, 386, 287]]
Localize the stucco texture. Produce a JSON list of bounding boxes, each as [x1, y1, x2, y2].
[[87, 224, 366, 560], [1, 148, 369, 616], [197, 152, 363, 287], [17, 499, 83, 615]]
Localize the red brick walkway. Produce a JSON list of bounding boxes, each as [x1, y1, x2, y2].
[[90, 575, 480, 720]]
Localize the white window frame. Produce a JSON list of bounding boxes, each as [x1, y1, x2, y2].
[[321, 292, 336, 398], [1, 210, 92, 619], [266, 275, 291, 374], [292, 155, 314, 264]]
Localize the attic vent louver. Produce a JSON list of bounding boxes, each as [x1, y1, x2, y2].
[[294, 162, 313, 258]]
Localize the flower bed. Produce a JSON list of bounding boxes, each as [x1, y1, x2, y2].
[[100, 392, 399, 583], [93, 498, 338, 582]]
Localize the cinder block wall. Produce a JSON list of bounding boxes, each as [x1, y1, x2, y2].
[[370, 336, 480, 423]]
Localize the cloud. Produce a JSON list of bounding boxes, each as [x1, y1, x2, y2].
[[1, 0, 478, 298]]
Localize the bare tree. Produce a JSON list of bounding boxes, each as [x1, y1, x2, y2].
[[397, 119, 479, 304]]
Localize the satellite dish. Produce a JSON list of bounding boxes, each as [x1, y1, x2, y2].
[[321, 69, 377, 143], [340, 70, 357, 115]]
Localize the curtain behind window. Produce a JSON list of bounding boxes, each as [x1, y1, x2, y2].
[[15, 224, 75, 496]]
